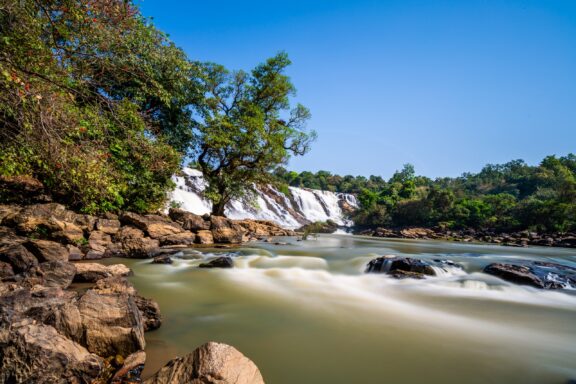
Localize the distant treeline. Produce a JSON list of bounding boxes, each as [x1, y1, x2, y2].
[[273, 154, 576, 233]]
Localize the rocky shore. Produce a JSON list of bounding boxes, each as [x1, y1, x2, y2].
[[356, 226, 576, 248], [0, 177, 279, 383]]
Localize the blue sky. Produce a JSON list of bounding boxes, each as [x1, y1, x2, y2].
[[137, 0, 576, 178]]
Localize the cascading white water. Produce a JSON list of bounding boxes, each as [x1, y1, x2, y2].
[[170, 168, 358, 229]]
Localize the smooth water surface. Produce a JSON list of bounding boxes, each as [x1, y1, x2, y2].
[[108, 236, 576, 384]]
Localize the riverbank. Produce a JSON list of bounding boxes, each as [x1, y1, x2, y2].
[[0, 185, 280, 382], [355, 226, 576, 248]]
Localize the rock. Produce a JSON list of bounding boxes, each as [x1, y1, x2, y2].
[[212, 227, 244, 244], [169, 208, 211, 231], [67, 244, 84, 261], [0, 175, 49, 203], [484, 263, 546, 288], [0, 205, 21, 226], [95, 218, 121, 235], [0, 321, 103, 383], [23, 293, 84, 342], [120, 212, 184, 239], [50, 218, 85, 244], [86, 249, 105, 260], [89, 230, 113, 253], [484, 262, 576, 289], [111, 350, 146, 383], [0, 243, 38, 273], [195, 230, 214, 244], [36, 260, 77, 289], [24, 239, 69, 262], [111, 227, 160, 258], [297, 220, 339, 234], [236, 219, 296, 237], [0, 261, 14, 278], [399, 227, 436, 239], [74, 262, 132, 283], [134, 295, 162, 332], [93, 276, 137, 296], [159, 231, 197, 246], [78, 289, 146, 356], [143, 342, 264, 384], [365, 256, 436, 278], [199, 256, 234, 269], [152, 255, 173, 264]]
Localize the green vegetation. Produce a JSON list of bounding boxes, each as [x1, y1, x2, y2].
[[0, 0, 312, 215], [192, 53, 315, 216], [275, 155, 576, 233]]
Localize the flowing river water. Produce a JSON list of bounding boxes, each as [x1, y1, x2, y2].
[[105, 235, 576, 384]]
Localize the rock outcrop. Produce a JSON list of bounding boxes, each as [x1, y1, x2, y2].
[[144, 342, 265, 384]]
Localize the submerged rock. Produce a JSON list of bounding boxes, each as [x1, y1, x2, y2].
[[199, 256, 234, 269], [152, 255, 173, 264], [484, 263, 576, 289], [143, 342, 265, 384], [365, 256, 436, 278]]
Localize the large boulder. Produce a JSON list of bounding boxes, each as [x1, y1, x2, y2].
[[35, 260, 77, 289], [169, 208, 211, 231], [78, 289, 146, 357], [24, 239, 69, 262], [210, 216, 244, 244], [0, 320, 102, 384], [160, 231, 197, 246], [120, 212, 184, 239], [0, 243, 38, 273], [365, 256, 436, 278], [144, 342, 265, 384], [89, 230, 113, 254], [195, 230, 214, 245], [483, 263, 575, 289], [111, 226, 160, 258], [134, 295, 162, 332]]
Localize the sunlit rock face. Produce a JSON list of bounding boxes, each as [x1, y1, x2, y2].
[[170, 168, 358, 229]]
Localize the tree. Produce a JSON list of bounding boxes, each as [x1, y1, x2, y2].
[[192, 53, 316, 216], [0, 0, 191, 212]]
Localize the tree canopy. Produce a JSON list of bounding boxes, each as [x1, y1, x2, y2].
[[192, 53, 315, 216]]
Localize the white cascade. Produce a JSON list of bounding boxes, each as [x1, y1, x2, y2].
[[170, 168, 358, 229]]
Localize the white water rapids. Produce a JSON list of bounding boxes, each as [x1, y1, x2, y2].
[[170, 168, 357, 229], [104, 235, 576, 384]]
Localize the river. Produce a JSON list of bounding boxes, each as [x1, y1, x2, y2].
[[105, 235, 576, 384]]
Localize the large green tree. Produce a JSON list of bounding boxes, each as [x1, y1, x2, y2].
[[192, 53, 316, 216], [0, 0, 195, 212]]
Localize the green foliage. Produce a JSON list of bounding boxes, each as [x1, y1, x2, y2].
[[277, 156, 576, 233], [0, 0, 187, 213], [192, 53, 315, 215]]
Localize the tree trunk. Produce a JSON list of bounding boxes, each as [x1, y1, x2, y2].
[[211, 200, 226, 216]]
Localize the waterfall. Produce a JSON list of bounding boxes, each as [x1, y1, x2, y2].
[[170, 168, 358, 229]]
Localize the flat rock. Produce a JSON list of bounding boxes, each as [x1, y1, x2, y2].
[[143, 342, 264, 384], [74, 263, 132, 283], [120, 212, 184, 239]]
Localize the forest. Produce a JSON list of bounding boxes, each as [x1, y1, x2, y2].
[[274, 154, 576, 233]]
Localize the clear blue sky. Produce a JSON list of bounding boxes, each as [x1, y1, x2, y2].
[[137, 0, 576, 179]]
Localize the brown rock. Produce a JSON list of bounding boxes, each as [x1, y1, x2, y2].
[[0, 321, 103, 384], [67, 244, 84, 261], [199, 256, 234, 269], [36, 260, 77, 289], [143, 342, 265, 384], [0, 205, 21, 226], [195, 230, 214, 245], [160, 231, 197, 246], [134, 295, 162, 332], [74, 263, 132, 283], [95, 218, 121, 235], [24, 239, 69, 262], [120, 212, 184, 239], [212, 227, 244, 244], [89, 230, 113, 253], [0, 243, 38, 273], [169, 208, 211, 231], [0, 261, 14, 278], [78, 290, 146, 357]]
